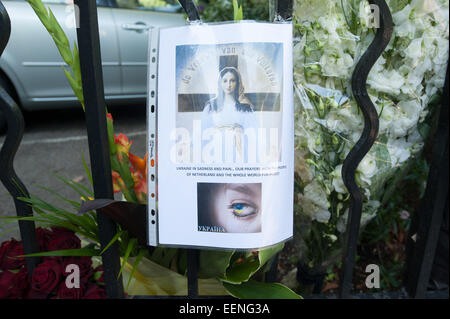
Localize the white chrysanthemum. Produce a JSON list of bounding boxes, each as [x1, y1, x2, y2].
[[405, 38, 423, 61], [293, 0, 448, 262], [358, 156, 377, 185], [337, 200, 380, 233], [367, 69, 405, 95], [299, 181, 331, 223], [387, 137, 412, 167], [331, 164, 347, 194]]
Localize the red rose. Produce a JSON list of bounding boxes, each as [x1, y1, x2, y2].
[[10, 268, 29, 298], [31, 259, 62, 294], [83, 283, 106, 299], [47, 230, 81, 252], [0, 268, 29, 299], [56, 281, 84, 299], [50, 227, 73, 235], [36, 227, 52, 251], [62, 256, 93, 282], [0, 239, 25, 270], [0, 271, 14, 298]]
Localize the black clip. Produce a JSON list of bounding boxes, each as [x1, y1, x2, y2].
[[178, 0, 201, 23]]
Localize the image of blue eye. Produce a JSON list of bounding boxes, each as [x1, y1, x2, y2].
[[234, 203, 244, 213], [229, 203, 257, 217]]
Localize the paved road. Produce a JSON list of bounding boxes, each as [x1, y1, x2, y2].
[[0, 104, 147, 242]]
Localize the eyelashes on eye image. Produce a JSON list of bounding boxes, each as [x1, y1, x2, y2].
[[228, 202, 258, 218]]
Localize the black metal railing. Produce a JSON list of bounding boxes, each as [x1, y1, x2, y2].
[[0, 0, 448, 299], [73, 0, 124, 299], [0, 1, 40, 275], [339, 0, 393, 298]]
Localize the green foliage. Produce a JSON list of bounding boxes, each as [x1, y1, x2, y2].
[[223, 281, 303, 299], [26, 0, 84, 108], [359, 155, 429, 291], [19, 0, 301, 299], [232, 0, 243, 21], [224, 243, 284, 284], [197, 0, 269, 22], [363, 156, 428, 244]]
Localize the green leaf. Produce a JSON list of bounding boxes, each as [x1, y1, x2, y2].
[[110, 155, 121, 175], [15, 198, 97, 242], [21, 248, 101, 257], [224, 243, 284, 284], [225, 254, 260, 284], [37, 185, 81, 209], [81, 154, 94, 187], [106, 115, 117, 156], [232, 0, 243, 21], [100, 230, 125, 255], [118, 158, 138, 202], [19, 203, 76, 230], [259, 243, 284, 266], [126, 248, 147, 290], [160, 248, 178, 269], [26, 0, 52, 31], [54, 174, 94, 198], [150, 247, 178, 269], [118, 238, 137, 278], [71, 43, 82, 85], [222, 281, 302, 299], [71, 42, 85, 108], [199, 250, 234, 279], [62, 67, 82, 103], [48, 8, 73, 65]]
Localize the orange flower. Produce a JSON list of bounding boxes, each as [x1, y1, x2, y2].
[[129, 152, 147, 178], [114, 133, 133, 163], [129, 152, 149, 204], [111, 171, 124, 193], [131, 169, 148, 203]]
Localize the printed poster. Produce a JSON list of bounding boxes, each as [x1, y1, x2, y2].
[[150, 22, 294, 249]]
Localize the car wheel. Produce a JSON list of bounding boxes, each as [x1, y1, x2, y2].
[[0, 74, 19, 134]]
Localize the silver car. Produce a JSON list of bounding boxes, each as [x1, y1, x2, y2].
[[0, 0, 186, 129]]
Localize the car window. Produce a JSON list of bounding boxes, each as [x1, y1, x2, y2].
[[113, 0, 182, 13]]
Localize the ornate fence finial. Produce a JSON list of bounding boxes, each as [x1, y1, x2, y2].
[[339, 0, 393, 299], [0, 0, 40, 274]]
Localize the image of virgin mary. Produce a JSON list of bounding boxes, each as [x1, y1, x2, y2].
[[201, 67, 259, 163]]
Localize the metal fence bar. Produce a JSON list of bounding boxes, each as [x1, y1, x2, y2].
[[187, 249, 199, 298], [74, 0, 124, 299], [275, 0, 293, 21], [338, 0, 393, 299], [178, 0, 200, 22], [405, 63, 449, 298], [265, 253, 279, 283], [0, 1, 40, 275]]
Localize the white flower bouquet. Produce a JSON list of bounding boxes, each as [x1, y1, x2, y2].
[[292, 0, 449, 275]]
